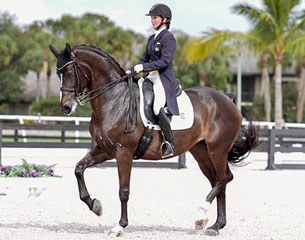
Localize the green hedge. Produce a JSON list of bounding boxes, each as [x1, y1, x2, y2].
[[29, 97, 92, 117]]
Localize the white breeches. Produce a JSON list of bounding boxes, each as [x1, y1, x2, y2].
[[147, 72, 166, 115]]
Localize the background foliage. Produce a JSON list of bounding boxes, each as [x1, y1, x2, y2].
[[29, 97, 92, 117]]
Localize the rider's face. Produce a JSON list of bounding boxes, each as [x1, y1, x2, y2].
[[150, 16, 166, 30]]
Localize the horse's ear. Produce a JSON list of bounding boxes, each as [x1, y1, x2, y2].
[[64, 43, 72, 58], [49, 45, 59, 57]]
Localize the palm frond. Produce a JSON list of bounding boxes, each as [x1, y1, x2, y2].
[[286, 16, 305, 39], [284, 34, 305, 57], [184, 30, 264, 64], [263, 0, 301, 34], [231, 3, 277, 31]]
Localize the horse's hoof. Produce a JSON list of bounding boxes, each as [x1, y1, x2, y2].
[[195, 218, 209, 231], [108, 225, 124, 237], [204, 228, 219, 236], [92, 198, 102, 216]]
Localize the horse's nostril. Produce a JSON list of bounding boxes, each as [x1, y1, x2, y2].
[[62, 105, 71, 114]]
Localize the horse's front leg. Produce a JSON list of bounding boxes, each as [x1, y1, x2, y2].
[[108, 150, 133, 237], [74, 146, 109, 216]]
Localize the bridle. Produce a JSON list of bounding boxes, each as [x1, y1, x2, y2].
[[57, 53, 130, 106], [57, 51, 137, 133], [56, 53, 90, 101]]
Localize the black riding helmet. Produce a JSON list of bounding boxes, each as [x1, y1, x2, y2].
[[146, 3, 172, 29], [146, 3, 172, 20]]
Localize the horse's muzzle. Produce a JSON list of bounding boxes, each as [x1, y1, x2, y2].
[[61, 101, 77, 115], [62, 105, 72, 115]]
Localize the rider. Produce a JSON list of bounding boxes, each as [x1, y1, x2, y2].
[[133, 3, 180, 158]]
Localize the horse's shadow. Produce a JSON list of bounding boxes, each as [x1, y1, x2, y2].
[[1, 222, 197, 235]]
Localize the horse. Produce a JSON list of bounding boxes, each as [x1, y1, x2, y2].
[[49, 43, 259, 236]]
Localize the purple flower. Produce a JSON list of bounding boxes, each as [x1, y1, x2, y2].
[[31, 172, 42, 178], [47, 168, 54, 174], [23, 171, 30, 177], [0, 166, 8, 172]]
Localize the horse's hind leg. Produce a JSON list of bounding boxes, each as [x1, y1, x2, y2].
[[74, 146, 109, 216], [190, 141, 233, 236], [207, 142, 234, 236], [205, 174, 231, 236]]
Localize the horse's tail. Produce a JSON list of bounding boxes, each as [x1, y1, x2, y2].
[[228, 120, 260, 163]]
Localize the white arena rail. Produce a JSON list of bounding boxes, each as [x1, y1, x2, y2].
[[242, 119, 305, 129], [1, 115, 305, 129], [0, 115, 90, 143]]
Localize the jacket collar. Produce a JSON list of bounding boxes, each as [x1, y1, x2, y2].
[[154, 27, 167, 42], [154, 25, 167, 39]]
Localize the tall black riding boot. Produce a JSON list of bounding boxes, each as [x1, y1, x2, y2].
[[157, 108, 174, 158]]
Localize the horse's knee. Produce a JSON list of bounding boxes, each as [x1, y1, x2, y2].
[[75, 153, 94, 177], [75, 159, 90, 177], [74, 163, 84, 177], [119, 188, 129, 202]]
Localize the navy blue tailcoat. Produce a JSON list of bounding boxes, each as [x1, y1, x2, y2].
[[138, 29, 180, 115]]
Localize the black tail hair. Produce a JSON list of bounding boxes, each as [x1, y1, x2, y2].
[[228, 119, 260, 163]]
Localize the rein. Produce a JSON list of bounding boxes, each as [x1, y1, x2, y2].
[[79, 73, 137, 133], [77, 74, 129, 105]]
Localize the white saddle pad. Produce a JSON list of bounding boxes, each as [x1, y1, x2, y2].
[[138, 77, 194, 130]]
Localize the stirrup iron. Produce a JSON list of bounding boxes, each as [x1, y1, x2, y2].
[[160, 141, 174, 158]]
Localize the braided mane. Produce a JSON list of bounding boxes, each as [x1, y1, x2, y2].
[[73, 44, 125, 73]]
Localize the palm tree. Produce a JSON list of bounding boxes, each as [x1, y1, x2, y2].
[[22, 22, 55, 101], [185, 0, 305, 128], [184, 28, 272, 119]]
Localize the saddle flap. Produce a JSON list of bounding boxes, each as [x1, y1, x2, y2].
[[142, 78, 158, 125], [138, 78, 194, 131]]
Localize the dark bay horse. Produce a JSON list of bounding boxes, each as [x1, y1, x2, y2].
[[49, 43, 259, 236]]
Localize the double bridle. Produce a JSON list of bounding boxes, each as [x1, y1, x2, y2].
[[57, 51, 137, 132], [57, 53, 129, 105]]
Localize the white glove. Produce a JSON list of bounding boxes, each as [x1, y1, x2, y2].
[[134, 64, 143, 73]]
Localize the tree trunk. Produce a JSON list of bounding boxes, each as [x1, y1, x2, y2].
[[274, 58, 283, 129], [261, 53, 271, 121], [198, 68, 207, 86], [41, 60, 48, 99], [296, 65, 305, 122], [35, 72, 41, 102], [46, 68, 51, 98], [43, 50, 50, 98]]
